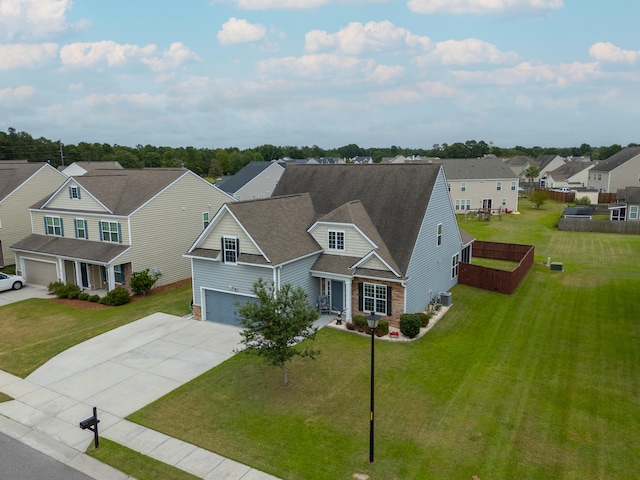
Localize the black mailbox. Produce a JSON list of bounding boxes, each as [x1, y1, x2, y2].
[[79, 407, 100, 448]]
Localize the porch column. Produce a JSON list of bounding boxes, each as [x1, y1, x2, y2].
[[74, 261, 82, 287], [345, 280, 352, 321], [106, 265, 115, 291], [58, 258, 66, 283]]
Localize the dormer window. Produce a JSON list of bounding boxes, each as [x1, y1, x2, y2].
[[69, 186, 81, 199], [328, 230, 345, 251]]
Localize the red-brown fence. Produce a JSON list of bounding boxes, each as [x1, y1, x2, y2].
[[458, 240, 534, 294], [598, 192, 617, 204]]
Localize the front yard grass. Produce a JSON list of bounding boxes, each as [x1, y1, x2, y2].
[[129, 199, 640, 479], [0, 283, 192, 377]]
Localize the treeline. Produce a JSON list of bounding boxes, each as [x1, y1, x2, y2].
[[0, 127, 634, 178]]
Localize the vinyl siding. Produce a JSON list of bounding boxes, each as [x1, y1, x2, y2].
[[126, 173, 231, 287], [31, 211, 131, 244], [405, 167, 461, 313], [608, 156, 640, 192], [201, 211, 261, 255], [447, 178, 519, 212], [310, 224, 374, 257], [360, 255, 388, 271], [279, 254, 321, 300], [235, 162, 284, 199], [46, 182, 107, 212], [192, 257, 270, 305], [0, 166, 66, 266]]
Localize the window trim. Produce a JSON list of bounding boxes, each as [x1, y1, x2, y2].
[[460, 182, 467, 192], [74, 218, 88, 239], [630, 205, 639, 220], [511, 181, 517, 191], [451, 253, 460, 279], [114, 264, 124, 284], [202, 212, 209, 229], [496, 181, 502, 191], [68, 186, 81, 199], [44, 216, 63, 236], [363, 282, 388, 316], [328, 230, 345, 251], [99, 220, 121, 243], [223, 236, 239, 263], [437, 223, 443, 246]]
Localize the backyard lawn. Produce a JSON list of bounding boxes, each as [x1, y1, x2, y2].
[[128, 199, 640, 479]]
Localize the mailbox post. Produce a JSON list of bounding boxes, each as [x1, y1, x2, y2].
[[79, 406, 100, 448]]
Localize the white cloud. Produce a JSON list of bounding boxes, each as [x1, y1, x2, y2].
[[213, 0, 329, 10], [79, 92, 167, 108], [306, 21, 431, 55], [407, 0, 563, 15], [142, 42, 200, 72], [0, 0, 87, 40], [60, 41, 157, 68], [258, 53, 375, 79], [0, 43, 58, 70], [371, 64, 405, 83], [0, 85, 36, 100], [217, 17, 267, 45], [589, 42, 640, 64], [452, 61, 601, 86], [413, 38, 518, 66]]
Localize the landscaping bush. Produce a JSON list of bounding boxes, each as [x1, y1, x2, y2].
[[54, 283, 81, 299], [375, 319, 389, 337], [88, 295, 100, 303], [67, 290, 80, 299], [78, 292, 90, 301], [48, 281, 64, 294], [400, 313, 422, 338], [345, 321, 356, 331], [1, 266, 16, 275], [130, 269, 161, 296], [352, 315, 367, 332], [99, 287, 131, 306], [418, 312, 430, 328], [575, 196, 591, 206]]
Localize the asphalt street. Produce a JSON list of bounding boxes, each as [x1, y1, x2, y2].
[[0, 431, 92, 480]]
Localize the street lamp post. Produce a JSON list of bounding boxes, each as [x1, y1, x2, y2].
[[367, 312, 381, 464]]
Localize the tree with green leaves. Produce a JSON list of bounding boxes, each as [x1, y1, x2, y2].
[[524, 165, 540, 191], [529, 190, 548, 209], [236, 279, 320, 385]]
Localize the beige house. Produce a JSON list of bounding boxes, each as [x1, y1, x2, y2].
[[545, 159, 595, 189], [588, 146, 640, 193], [11, 168, 233, 290], [0, 161, 68, 267]]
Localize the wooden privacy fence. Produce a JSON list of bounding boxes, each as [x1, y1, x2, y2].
[[458, 240, 535, 295], [558, 218, 640, 234]]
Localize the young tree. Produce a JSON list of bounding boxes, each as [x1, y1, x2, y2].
[[524, 165, 540, 191], [237, 279, 320, 385], [529, 190, 549, 209]]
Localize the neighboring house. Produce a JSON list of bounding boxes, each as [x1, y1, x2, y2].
[[503, 155, 532, 180], [437, 158, 520, 213], [61, 161, 123, 176], [216, 161, 284, 201], [11, 168, 233, 290], [530, 155, 566, 187], [545, 160, 595, 189], [187, 164, 469, 327], [609, 186, 640, 221], [588, 146, 640, 193], [0, 161, 68, 267]]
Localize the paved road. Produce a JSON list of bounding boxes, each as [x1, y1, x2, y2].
[[0, 431, 92, 480]]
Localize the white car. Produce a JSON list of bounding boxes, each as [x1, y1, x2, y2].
[[0, 272, 25, 292]]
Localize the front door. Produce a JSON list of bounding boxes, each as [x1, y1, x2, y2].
[[330, 280, 344, 311], [80, 263, 89, 288], [482, 198, 493, 209]]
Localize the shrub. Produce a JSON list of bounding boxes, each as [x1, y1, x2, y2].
[[345, 321, 356, 331], [352, 315, 367, 332], [575, 196, 591, 206], [375, 320, 389, 337], [130, 269, 161, 296], [2, 266, 16, 275], [78, 292, 90, 301], [67, 290, 80, 299], [99, 287, 130, 306], [48, 281, 64, 294], [54, 283, 81, 299], [400, 313, 422, 338], [418, 312, 430, 328], [88, 294, 100, 303]]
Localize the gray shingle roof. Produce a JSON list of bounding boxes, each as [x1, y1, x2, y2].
[[271, 163, 441, 276], [616, 186, 640, 204], [217, 161, 280, 194], [435, 157, 519, 180], [531, 155, 563, 170], [591, 146, 640, 173], [11, 234, 129, 263], [546, 161, 593, 181]]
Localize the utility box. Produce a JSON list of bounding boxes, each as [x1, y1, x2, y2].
[[550, 262, 564, 272], [439, 292, 452, 307]]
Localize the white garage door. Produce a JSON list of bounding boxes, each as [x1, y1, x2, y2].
[[23, 259, 57, 286], [204, 290, 258, 326]]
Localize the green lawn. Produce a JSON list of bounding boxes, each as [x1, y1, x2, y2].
[[0, 284, 192, 377], [129, 199, 640, 479]]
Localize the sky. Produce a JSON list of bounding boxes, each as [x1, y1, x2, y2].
[[1, 0, 639, 150]]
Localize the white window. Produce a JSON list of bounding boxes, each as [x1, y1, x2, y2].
[[100, 221, 121, 242], [45, 216, 63, 236], [328, 230, 345, 251], [75, 218, 88, 239], [511, 181, 517, 191], [223, 237, 238, 263], [502, 198, 507, 206], [68, 186, 81, 199], [460, 182, 467, 192], [114, 264, 124, 284], [630, 206, 639, 220], [437, 223, 442, 246], [451, 253, 459, 279], [496, 181, 502, 191], [363, 283, 388, 315], [447, 183, 451, 192], [202, 212, 209, 229]]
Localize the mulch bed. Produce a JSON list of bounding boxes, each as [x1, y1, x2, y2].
[[48, 279, 191, 310]]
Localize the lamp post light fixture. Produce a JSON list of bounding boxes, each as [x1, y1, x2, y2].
[[367, 311, 381, 464]]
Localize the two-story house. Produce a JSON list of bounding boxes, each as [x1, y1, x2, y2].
[[216, 161, 285, 201], [544, 160, 595, 189], [529, 154, 566, 187], [588, 146, 640, 193], [11, 168, 233, 290], [0, 161, 68, 268], [186, 164, 469, 327]]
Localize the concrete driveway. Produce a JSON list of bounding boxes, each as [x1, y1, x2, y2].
[[0, 283, 51, 307]]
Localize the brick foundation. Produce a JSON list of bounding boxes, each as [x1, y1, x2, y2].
[[193, 304, 202, 320]]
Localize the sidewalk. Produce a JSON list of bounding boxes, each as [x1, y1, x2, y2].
[[0, 313, 280, 480]]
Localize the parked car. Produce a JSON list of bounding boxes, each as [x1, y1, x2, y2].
[[0, 272, 25, 291]]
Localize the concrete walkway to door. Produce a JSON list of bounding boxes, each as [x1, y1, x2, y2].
[[0, 313, 280, 480]]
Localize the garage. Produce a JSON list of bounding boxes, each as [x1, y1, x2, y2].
[[22, 259, 57, 286], [204, 290, 258, 326]]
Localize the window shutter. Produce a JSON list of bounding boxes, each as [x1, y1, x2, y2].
[[43, 217, 48, 235], [84, 220, 89, 239], [386, 286, 392, 316], [68, 187, 72, 198], [117, 223, 122, 243], [236, 239, 240, 258], [358, 282, 363, 311], [98, 221, 102, 240], [221, 237, 225, 262], [74, 220, 78, 238], [77, 188, 81, 200], [60, 218, 64, 237]]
